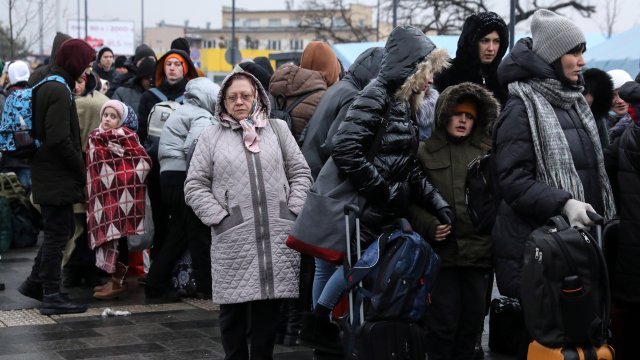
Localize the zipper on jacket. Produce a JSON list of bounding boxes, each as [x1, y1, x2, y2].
[[250, 153, 271, 297], [224, 190, 229, 212], [283, 184, 288, 202]]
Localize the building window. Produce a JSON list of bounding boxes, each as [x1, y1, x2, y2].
[[290, 39, 303, 50], [267, 40, 281, 50], [288, 19, 300, 27], [244, 18, 261, 28], [268, 19, 281, 27]]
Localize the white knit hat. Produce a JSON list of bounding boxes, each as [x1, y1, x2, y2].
[[7, 60, 30, 85], [531, 9, 585, 64], [606, 69, 633, 90]]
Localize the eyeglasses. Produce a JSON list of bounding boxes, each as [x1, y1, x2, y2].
[[225, 93, 254, 103]]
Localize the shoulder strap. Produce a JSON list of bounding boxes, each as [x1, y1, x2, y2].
[[284, 89, 321, 113], [269, 118, 288, 167], [175, 95, 185, 104], [149, 88, 168, 102]]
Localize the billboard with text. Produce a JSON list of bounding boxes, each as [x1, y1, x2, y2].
[[67, 20, 135, 55]]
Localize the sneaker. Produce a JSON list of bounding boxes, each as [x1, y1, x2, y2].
[[18, 279, 43, 301], [39, 293, 87, 315]]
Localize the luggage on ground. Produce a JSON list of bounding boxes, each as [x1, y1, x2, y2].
[[524, 212, 614, 359], [342, 205, 428, 360], [489, 296, 525, 356]]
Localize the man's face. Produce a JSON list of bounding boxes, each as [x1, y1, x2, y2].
[[100, 51, 114, 70], [164, 57, 184, 84], [478, 31, 501, 65]]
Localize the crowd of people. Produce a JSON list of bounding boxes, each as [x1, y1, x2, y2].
[[0, 7, 639, 360]]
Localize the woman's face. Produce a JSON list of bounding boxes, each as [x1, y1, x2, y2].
[[224, 78, 256, 120], [446, 111, 475, 138], [560, 51, 586, 83], [611, 90, 629, 116], [101, 107, 120, 130]]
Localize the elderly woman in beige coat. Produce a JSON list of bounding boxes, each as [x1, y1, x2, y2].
[[184, 66, 312, 359]]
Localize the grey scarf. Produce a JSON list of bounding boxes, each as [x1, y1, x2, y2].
[[509, 78, 616, 219]]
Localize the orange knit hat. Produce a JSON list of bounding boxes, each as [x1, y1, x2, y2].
[[453, 99, 478, 119], [165, 53, 188, 75]]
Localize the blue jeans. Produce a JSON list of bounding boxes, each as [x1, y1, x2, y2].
[[313, 257, 347, 310]]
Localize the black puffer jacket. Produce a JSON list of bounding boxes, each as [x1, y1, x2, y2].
[[434, 12, 508, 105], [605, 81, 640, 303], [332, 26, 450, 234], [302, 47, 384, 179], [492, 38, 606, 298]]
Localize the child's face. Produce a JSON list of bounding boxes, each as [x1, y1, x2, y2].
[[101, 107, 120, 130], [446, 112, 475, 138]]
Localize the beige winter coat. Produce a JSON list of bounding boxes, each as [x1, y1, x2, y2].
[[185, 69, 312, 304]]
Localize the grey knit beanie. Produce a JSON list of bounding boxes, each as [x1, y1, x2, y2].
[[531, 9, 585, 64]]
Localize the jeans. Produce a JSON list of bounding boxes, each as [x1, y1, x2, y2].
[[1, 167, 31, 191], [314, 259, 346, 310], [28, 205, 74, 294]]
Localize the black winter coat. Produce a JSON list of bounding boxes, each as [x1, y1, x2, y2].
[[31, 66, 85, 205], [332, 26, 449, 234], [301, 47, 384, 179], [605, 82, 640, 303], [492, 38, 607, 298], [434, 12, 509, 105]]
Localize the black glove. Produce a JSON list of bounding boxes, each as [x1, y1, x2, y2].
[[436, 206, 454, 226]]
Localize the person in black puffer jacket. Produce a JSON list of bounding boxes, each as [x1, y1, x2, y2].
[[301, 46, 384, 180], [434, 12, 509, 106], [492, 10, 617, 358], [603, 80, 640, 360], [298, 26, 453, 353]]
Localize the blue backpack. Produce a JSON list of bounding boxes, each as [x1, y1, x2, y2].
[[0, 75, 71, 158], [346, 219, 440, 322]]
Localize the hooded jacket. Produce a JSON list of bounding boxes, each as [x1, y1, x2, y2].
[[158, 77, 220, 176], [184, 67, 312, 304], [408, 82, 499, 268], [332, 26, 451, 234], [31, 39, 96, 206], [434, 12, 509, 105], [492, 37, 607, 298], [269, 64, 328, 141], [76, 71, 109, 150], [137, 49, 198, 143], [301, 47, 384, 179], [28, 32, 72, 86], [113, 57, 156, 121]]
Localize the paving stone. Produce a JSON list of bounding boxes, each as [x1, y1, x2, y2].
[[57, 342, 168, 359], [181, 298, 220, 311], [158, 318, 218, 330], [0, 351, 65, 360], [135, 329, 207, 343], [0, 328, 102, 344], [0, 308, 56, 326]]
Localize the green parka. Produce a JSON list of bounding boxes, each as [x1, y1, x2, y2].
[[408, 82, 499, 269]]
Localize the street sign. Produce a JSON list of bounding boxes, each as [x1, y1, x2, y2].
[[225, 47, 242, 66]]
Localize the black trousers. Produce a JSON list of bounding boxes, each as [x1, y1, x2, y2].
[[147, 163, 168, 259], [219, 299, 283, 360], [424, 268, 489, 360], [186, 207, 212, 295], [28, 204, 74, 294], [146, 183, 188, 290]]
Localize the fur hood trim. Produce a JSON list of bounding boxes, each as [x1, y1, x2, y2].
[[434, 81, 500, 138], [395, 48, 450, 105]]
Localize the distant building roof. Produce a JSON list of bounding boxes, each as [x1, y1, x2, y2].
[[585, 26, 640, 76]]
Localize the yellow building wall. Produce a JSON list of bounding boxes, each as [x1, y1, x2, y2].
[[200, 49, 276, 73]]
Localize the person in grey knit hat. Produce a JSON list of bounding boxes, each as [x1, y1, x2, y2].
[[492, 9, 616, 357]]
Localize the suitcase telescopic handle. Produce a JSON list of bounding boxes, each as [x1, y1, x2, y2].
[[344, 204, 360, 216], [586, 211, 604, 225]]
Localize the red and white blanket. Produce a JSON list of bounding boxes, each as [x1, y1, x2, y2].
[[86, 126, 151, 273]]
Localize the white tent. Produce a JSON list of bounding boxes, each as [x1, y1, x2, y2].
[[585, 26, 640, 77]]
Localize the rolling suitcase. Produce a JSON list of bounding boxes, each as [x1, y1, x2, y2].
[[526, 212, 614, 360], [489, 297, 525, 356], [342, 205, 426, 360]]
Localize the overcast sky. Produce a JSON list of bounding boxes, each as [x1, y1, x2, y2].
[[2, 0, 639, 55]]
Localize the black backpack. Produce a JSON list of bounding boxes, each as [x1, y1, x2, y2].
[[272, 90, 320, 135], [521, 215, 610, 348], [465, 151, 496, 234]]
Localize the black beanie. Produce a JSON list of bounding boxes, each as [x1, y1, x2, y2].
[[134, 44, 156, 64], [114, 55, 127, 68], [238, 61, 271, 92], [170, 37, 190, 55], [135, 57, 156, 81], [253, 56, 274, 77], [97, 47, 113, 61]]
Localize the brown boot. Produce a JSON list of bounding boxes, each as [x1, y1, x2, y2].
[[93, 262, 128, 300], [93, 282, 109, 292]]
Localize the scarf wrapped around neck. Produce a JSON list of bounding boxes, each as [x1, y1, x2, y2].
[[221, 103, 269, 153], [508, 78, 616, 220]]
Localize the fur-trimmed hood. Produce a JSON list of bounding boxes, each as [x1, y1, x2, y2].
[[395, 48, 450, 104], [583, 68, 614, 119], [379, 26, 449, 92], [434, 81, 500, 138]]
